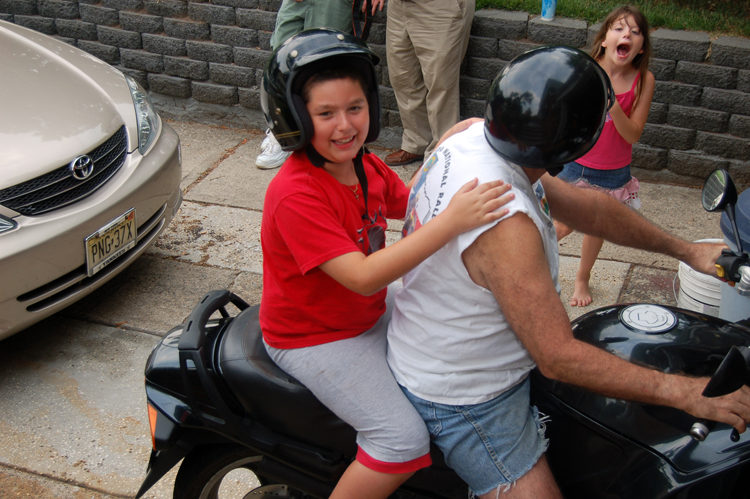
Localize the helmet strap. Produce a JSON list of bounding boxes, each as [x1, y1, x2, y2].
[[304, 144, 328, 168], [354, 147, 369, 215]]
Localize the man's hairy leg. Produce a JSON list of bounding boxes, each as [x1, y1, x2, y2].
[[478, 455, 562, 499]]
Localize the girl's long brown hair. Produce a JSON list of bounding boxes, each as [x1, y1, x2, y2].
[[590, 5, 651, 111]]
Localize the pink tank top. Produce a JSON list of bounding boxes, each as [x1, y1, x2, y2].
[[577, 73, 640, 170]]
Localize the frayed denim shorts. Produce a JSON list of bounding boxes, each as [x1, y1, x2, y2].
[[401, 377, 549, 497], [557, 161, 632, 190]]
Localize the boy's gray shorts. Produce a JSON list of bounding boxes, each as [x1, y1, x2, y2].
[[264, 285, 430, 469]]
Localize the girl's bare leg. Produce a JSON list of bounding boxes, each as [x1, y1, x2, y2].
[[571, 234, 604, 307], [553, 220, 573, 241], [329, 460, 414, 499]]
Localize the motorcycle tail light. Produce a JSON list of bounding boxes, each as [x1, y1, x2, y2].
[[145, 399, 179, 451], [148, 403, 159, 451]]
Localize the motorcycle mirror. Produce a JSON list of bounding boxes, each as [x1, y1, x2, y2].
[[702, 346, 750, 398], [702, 169, 744, 254], [702, 169, 737, 212]]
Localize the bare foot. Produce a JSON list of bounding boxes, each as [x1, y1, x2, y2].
[[570, 277, 593, 307]]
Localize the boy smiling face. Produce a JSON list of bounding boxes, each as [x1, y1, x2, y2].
[[305, 76, 370, 169]]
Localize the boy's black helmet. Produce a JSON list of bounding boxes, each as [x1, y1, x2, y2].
[[484, 45, 615, 169], [261, 28, 381, 152]]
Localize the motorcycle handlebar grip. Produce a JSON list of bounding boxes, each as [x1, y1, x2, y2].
[[690, 420, 741, 442], [690, 420, 713, 441]]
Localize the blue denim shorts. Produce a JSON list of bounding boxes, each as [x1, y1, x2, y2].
[[401, 377, 548, 497], [557, 161, 632, 190]]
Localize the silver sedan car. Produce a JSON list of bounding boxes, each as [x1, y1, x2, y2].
[[0, 20, 182, 340]]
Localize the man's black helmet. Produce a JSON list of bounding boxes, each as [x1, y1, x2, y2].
[[261, 28, 381, 152], [484, 45, 615, 169]]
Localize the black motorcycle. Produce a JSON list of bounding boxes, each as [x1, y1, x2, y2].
[[136, 169, 750, 499]]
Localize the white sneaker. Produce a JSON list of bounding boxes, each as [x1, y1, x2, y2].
[[256, 129, 291, 170]]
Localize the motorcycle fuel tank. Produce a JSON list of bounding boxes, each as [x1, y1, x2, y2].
[[532, 304, 750, 497]]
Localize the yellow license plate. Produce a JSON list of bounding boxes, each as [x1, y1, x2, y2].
[[85, 208, 136, 276]]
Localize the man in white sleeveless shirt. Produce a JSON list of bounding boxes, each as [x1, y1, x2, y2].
[[387, 46, 750, 499]]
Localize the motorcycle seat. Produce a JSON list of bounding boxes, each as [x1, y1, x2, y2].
[[218, 305, 358, 456]]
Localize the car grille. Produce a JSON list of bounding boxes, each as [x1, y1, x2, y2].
[[0, 126, 128, 216]]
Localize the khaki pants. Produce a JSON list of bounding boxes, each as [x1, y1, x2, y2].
[[386, 0, 475, 157]]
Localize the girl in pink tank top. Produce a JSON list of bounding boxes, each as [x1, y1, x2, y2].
[[555, 5, 655, 307]]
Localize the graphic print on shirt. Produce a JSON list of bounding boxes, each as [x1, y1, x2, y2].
[[534, 182, 554, 228], [402, 149, 449, 237], [354, 227, 365, 251], [361, 205, 387, 255], [534, 182, 552, 223]]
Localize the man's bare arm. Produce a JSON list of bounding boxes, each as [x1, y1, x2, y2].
[[541, 174, 726, 277], [462, 214, 750, 432]]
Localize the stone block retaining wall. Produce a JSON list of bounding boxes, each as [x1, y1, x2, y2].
[[2, 1, 749, 187]]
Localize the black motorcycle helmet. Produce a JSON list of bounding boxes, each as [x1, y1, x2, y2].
[[260, 28, 381, 152], [484, 45, 615, 170]]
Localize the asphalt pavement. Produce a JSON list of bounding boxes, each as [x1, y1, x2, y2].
[[0, 120, 726, 498]]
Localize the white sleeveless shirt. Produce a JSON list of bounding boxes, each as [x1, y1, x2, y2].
[[387, 123, 560, 405]]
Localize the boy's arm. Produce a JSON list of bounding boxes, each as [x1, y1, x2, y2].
[[319, 179, 511, 296]]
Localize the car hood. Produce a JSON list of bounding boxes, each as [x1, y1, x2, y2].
[[0, 21, 139, 189]]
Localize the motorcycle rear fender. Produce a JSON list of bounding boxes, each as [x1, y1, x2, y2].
[[135, 428, 237, 498], [136, 446, 189, 499], [137, 387, 240, 498], [135, 434, 239, 499]]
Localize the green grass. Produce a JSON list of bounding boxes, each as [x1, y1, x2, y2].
[[477, 0, 750, 38]]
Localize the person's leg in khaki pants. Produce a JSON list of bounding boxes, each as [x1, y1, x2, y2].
[[386, 0, 475, 166]]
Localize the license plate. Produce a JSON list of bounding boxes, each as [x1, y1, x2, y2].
[[85, 209, 136, 276]]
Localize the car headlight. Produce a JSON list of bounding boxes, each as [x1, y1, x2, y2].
[[0, 215, 17, 235], [125, 76, 160, 155]]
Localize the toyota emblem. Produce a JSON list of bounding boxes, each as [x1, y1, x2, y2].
[[69, 155, 94, 180]]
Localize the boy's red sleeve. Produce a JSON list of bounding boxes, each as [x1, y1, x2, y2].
[[273, 192, 361, 275]]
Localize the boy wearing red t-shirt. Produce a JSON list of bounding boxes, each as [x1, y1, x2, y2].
[[259, 29, 512, 499]]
